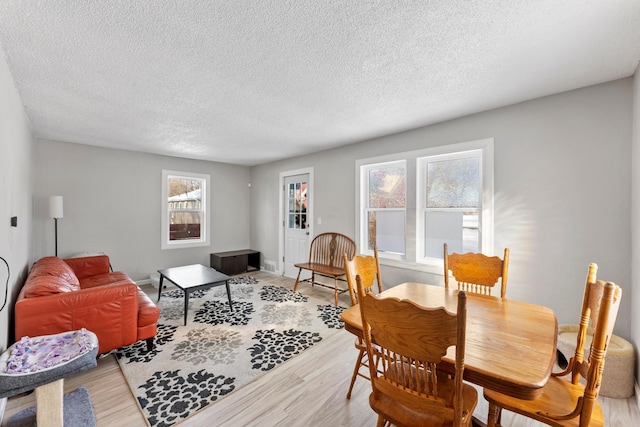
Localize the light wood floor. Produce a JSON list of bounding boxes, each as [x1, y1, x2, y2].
[[3, 272, 639, 426]]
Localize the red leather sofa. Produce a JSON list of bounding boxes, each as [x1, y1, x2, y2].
[[14, 255, 159, 354]]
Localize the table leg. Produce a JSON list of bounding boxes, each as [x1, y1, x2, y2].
[[225, 280, 233, 310], [157, 275, 164, 302], [184, 289, 189, 326]]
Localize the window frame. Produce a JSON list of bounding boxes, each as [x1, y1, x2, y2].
[[161, 169, 210, 250], [360, 159, 407, 261], [416, 148, 486, 265], [355, 138, 494, 274]]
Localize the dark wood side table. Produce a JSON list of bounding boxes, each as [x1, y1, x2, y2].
[[210, 249, 260, 275]]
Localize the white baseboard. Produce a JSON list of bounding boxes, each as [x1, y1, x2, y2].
[[260, 267, 283, 276]]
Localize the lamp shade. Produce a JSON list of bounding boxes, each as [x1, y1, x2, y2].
[[49, 196, 63, 219]]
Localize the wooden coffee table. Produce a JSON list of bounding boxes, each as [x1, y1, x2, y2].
[[157, 264, 233, 325]]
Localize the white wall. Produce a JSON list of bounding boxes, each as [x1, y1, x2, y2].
[[251, 78, 633, 342], [631, 68, 640, 383], [0, 51, 33, 351], [32, 140, 252, 281]]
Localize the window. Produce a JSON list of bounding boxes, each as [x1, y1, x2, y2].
[[356, 139, 493, 272], [360, 160, 406, 259], [161, 170, 210, 249], [417, 150, 482, 262]]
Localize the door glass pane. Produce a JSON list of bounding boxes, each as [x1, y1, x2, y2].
[[287, 179, 308, 229]]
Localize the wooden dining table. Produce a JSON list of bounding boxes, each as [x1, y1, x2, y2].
[[340, 282, 558, 401]]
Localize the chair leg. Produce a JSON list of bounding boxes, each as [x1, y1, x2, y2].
[[334, 277, 341, 306], [293, 268, 303, 292], [146, 337, 154, 352], [487, 402, 502, 427], [376, 415, 387, 427], [346, 348, 366, 399]]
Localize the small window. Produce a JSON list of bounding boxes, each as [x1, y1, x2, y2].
[[161, 170, 210, 249]]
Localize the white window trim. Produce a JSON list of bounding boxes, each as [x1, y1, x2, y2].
[[161, 170, 211, 250], [359, 160, 407, 261], [355, 138, 494, 274]]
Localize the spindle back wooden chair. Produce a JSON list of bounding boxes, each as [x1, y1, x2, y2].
[[483, 263, 622, 427], [342, 249, 382, 399], [358, 276, 478, 427], [444, 243, 510, 298]]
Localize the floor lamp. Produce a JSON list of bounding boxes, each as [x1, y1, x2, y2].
[[49, 196, 63, 257]]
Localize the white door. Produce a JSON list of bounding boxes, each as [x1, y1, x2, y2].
[[283, 174, 310, 278]]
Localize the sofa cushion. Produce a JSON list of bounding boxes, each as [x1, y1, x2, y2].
[[63, 255, 111, 279], [23, 275, 80, 298], [22, 257, 81, 298], [78, 272, 133, 289], [29, 256, 80, 287]]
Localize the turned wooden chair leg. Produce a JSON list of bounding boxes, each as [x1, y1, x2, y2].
[[334, 277, 340, 306], [487, 402, 502, 427], [376, 415, 387, 427], [346, 347, 366, 399]]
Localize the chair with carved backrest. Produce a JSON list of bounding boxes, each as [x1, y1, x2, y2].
[[483, 263, 622, 427], [444, 243, 510, 298], [357, 275, 478, 427], [293, 232, 356, 306], [342, 248, 382, 399]]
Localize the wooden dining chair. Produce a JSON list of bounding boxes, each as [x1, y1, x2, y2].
[[357, 276, 478, 427], [342, 249, 382, 399], [444, 243, 510, 298], [483, 263, 622, 427]]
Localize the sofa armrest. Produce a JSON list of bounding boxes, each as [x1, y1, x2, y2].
[[15, 282, 139, 354], [63, 255, 111, 279]]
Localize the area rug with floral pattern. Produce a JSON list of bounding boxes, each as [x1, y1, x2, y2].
[[114, 275, 346, 427]]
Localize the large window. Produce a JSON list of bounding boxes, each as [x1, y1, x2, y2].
[[161, 170, 210, 249], [356, 139, 493, 271]]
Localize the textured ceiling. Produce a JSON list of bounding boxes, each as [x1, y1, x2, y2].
[[0, 1, 639, 166]]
